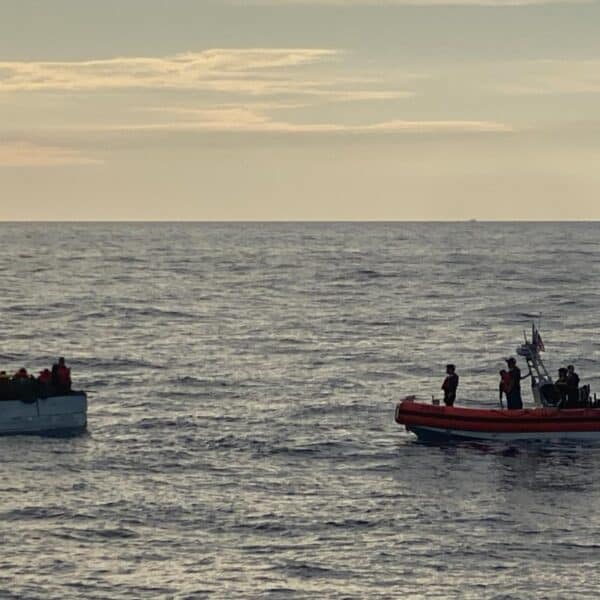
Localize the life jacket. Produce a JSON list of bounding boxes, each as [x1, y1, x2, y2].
[[57, 365, 71, 387], [500, 373, 511, 393], [38, 369, 52, 384], [14, 368, 28, 380], [442, 373, 459, 393]]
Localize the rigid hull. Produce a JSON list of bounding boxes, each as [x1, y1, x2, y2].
[[0, 393, 87, 435], [395, 399, 600, 442]]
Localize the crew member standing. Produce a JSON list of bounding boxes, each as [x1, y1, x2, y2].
[[566, 364, 580, 407], [505, 357, 523, 410], [555, 368, 569, 406], [441, 364, 459, 407]]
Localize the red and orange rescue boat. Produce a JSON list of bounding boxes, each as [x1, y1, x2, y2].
[[396, 323, 600, 442], [395, 398, 600, 442]]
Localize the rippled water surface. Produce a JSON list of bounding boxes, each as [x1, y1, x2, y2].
[[2, 222, 600, 599]]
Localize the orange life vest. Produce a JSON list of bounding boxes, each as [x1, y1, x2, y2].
[[57, 365, 71, 386], [39, 369, 52, 384]]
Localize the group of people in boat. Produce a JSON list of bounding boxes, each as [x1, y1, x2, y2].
[[553, 365, 581, 408], [441, 359, 583, 410], [0, 357, 72, 401]]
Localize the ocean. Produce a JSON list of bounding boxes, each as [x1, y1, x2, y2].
[[1, 222, 600, 599]]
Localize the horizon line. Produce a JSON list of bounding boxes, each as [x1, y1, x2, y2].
[[0, 219, 599, 224]]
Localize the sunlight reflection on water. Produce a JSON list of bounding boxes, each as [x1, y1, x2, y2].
[[1, 222, 600, 598]]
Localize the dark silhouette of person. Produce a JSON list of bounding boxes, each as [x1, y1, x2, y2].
[[555, 367, 569, 405], [0, 371, 9, 401], [566, 364, 580, 407], [13, 367, 28, 380], [505, 357, 523, 410], [52, 357, 72, 394], [441, 364, 459, 407], [38, 368, 52, 397], [554, 367, 570, 406]]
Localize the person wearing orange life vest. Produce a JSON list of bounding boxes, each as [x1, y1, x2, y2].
[[13, 367, 28, 380], [38, 368, 52, 395], [38, 369, 52, 384], [498, 369, 511, 406], [51, 357, 72, 393]]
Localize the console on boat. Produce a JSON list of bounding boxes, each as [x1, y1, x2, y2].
[[396, 324, 600, 442]]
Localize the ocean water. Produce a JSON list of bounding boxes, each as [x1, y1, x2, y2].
[[1, 222, 600, 599]]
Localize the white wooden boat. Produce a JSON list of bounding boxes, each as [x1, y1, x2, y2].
[[0, 393, 87, 435]]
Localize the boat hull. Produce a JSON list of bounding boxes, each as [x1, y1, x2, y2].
[[396, 399, 600, 442], [0, 393, 87, 435]]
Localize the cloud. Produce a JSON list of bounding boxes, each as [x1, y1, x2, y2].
[[0, 142, 101, 167], [361, 119, 512, 132], [0, 49, 513, 149], [0, 49, 340, 93], [101, 113, 512, 134], [0, 48, 415, 106]]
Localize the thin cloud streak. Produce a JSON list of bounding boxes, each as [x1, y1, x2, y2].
[[100, 118, 513, 134], [0, 142, 101, 167], [133, 103, 512, 133], [0, 49, 341, 93], [0, 49, 414, 107]]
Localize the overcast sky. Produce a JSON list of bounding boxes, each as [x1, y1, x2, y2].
[[2, 0, 600, 220]]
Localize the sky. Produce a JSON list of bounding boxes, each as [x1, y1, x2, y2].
[[2, 0, 600, 220]]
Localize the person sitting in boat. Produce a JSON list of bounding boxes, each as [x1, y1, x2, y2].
[[10, 370, 37, 402], [566, 364, 580, 407], [505, 357, 523, 410], [52, 357, 72, 393], [13, 367, 29, 380], [555, 368, 569, 406], [441, 364, 459, 407], [38, 368, 52, 396], [0, 371, 9, 401]]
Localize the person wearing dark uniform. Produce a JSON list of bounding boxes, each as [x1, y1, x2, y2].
[[566, 364, 580, 408], [505, 357, 523, 410], [555, 368, 569, 406], [441, 364, 459, 407]]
